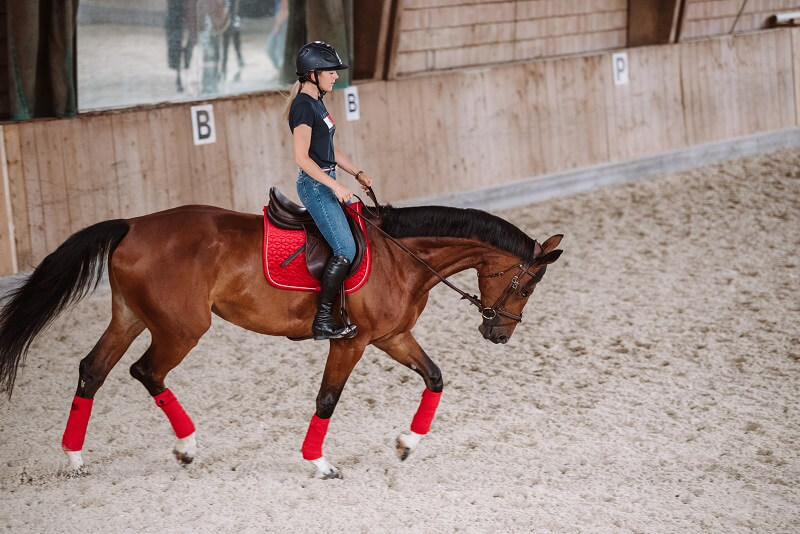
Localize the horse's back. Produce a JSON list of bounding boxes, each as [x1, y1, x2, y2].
[[109, 204, 317, 336], [112, 205, 262, 287]]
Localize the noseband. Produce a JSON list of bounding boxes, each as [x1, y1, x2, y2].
[[344, 189, 539, 326], [474, 260, 540, 324]]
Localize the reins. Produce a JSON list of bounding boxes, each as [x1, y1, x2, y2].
[[343, 187, 533, 324]]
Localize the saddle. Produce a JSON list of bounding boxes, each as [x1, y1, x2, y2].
[[266, 187, 367, 280]]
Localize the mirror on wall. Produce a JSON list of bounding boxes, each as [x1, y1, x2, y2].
[[77, 0, 288, 110]]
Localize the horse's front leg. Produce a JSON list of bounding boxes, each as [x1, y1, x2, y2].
[[373, 333, 443, 461], [302, 340, 366, 479]]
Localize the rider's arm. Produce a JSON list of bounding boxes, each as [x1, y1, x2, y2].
[[334, 147, 373, 189]]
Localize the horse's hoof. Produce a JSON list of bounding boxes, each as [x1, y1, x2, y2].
[[322, 469, 342, 480], [396, 431, 422, 461], [173, 449, 194, 465], [61, 450, 89, 477], [63, 450, 85, 471], [396, 442, 411, 461], [173, 432, 197, 465], [64, 465, 90, 478], [309, 457, 342, 480]]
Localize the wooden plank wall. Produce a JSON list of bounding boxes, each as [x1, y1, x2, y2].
[[3, 93, 297, 270], [1, 29, 799, 274], [0, 126, 17, 274], [392, 0, 628, 77], [681, 30, 795, 145], [628, 0, 683, 46], [791, 28, 800, 125], [680, 0, 800, 40]]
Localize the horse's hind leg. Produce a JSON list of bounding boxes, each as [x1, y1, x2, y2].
[[373, 333, 443, 461], [129, 327, 207, 466], [63, 301, 144, 472]]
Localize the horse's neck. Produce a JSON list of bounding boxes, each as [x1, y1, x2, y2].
[[394, 237, 499, 292]]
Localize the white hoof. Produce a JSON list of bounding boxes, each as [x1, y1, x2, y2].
[[309, 456, 342, 479], [64, 450, 85, 471], [396, 430, 422, 461], [173, 432, 197, 465]]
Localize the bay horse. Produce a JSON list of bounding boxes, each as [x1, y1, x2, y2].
[[0, 201, 562, 479]]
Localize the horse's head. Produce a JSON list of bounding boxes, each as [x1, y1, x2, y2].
[[476, 234, 563, 344]]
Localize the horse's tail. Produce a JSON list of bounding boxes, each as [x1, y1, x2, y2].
[[0, 219, 130, 398]]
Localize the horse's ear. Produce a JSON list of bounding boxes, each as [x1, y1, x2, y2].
[[535, 249, 562, 266], [541, 234, 563, 254]]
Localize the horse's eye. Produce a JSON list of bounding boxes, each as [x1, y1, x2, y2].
[[519, 289, 529, 298]]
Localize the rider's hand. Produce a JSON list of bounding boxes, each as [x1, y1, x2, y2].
[[355, 172, 373, 190], [332, 183, 354, 203]]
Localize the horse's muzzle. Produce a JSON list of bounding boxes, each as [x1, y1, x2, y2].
[[478, 324, 509, 344]]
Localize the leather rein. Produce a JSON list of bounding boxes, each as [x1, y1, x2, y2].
[[344, 188, 539, 325]]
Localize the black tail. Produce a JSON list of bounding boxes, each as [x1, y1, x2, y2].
[[0, 219, 130, 397]]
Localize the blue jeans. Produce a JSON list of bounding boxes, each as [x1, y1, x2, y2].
[[296, 169, 356, 263]]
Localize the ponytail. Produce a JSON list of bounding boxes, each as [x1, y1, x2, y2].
[[282, 81, 303, 123]]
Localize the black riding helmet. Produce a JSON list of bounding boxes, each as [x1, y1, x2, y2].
[[296, 41, 347, 98], [296, 41, 348, 76]]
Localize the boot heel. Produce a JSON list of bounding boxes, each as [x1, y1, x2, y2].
[[312, 324, 357, 340]]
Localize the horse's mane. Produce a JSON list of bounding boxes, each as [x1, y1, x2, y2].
[[378, 205, 538, 261]]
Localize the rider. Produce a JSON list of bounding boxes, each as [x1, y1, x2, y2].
[[285, 41, 373, 340]]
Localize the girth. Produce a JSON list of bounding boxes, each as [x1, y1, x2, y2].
[[267, 187, 367, 280]]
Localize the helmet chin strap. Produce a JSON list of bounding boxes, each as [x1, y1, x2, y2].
[[301, 71, 326, 99]]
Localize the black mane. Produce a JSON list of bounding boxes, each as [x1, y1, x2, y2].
[[379, 205, 538, 261]]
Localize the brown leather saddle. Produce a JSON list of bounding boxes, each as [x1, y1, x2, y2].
[[266, 187, 367, 280]]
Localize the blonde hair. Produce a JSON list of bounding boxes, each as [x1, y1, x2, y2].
[[282, 81, 303, 123]]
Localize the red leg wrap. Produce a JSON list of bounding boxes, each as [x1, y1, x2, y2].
[[62, 396, 94, 451], [154, 389, 195, 439], [410, 389, 442, 435], [301, 414, 330, 460]]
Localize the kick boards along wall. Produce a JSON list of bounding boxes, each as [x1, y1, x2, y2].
[[1, 27, 800, 276]]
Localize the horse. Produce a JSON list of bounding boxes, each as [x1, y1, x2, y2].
[[0, 200, 562, 479]]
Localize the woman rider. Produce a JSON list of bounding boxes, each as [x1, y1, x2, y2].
[[284, 41, 373, 340]]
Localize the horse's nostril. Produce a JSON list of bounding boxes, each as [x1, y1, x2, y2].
[[497, 335, 509, 344]]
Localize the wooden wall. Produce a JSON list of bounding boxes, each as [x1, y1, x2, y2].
[[391, 0, 628, 77], [2, 28, 800, 274], [681, 29, 795, 144], [0, 125, 16, 274], [628, 0, 683, 46], [680, 0, 800, 40], [0, 93, 298, 270]]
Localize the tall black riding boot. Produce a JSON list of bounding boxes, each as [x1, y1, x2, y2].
[[312, 255, 357, 340]]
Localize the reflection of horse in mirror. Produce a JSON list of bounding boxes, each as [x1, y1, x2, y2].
[[166, 0, 243, 93], [0, 202, 562, 479]]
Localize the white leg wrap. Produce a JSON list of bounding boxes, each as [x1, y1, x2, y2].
[[401, 430, 423, 449], [309, 456, 342, 479], [396, 430, 422, 461], [173, 432, 197, 464], [175, 432, 197, 455], [64, 450, 84, 471]]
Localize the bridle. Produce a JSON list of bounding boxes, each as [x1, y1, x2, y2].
[[475, 260, 544, 324], [344, 188, 542, 326]]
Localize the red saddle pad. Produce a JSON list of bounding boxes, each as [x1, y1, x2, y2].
[[262, 202, 371, 293]]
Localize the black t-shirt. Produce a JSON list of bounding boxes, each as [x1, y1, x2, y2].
[[288, 93, 336, 169]]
